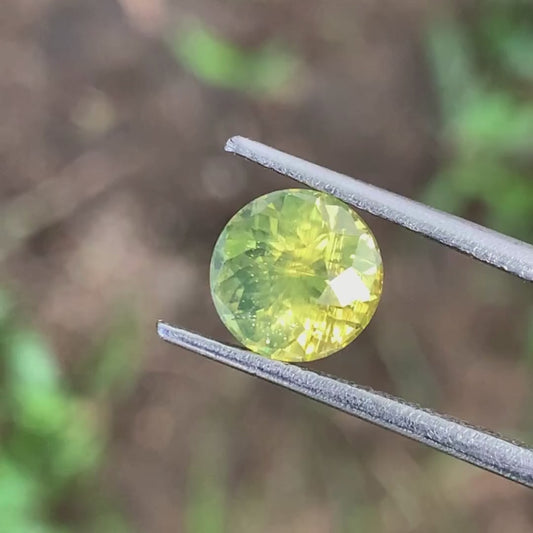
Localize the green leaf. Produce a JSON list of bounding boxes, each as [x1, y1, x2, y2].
[[425, 20, 478, 121], [6, 330, 59, 391], [479, 6, 533, 81], [453, 92, 533, 153], [0, 457, 40, 516], [170, 24, 298, 95]]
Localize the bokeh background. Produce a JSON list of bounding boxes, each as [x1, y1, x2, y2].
[[1, 1, 532, 532]]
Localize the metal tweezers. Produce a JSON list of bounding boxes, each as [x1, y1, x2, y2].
[[158, 136, 533, 488]]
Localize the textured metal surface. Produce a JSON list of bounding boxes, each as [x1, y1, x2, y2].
[[158, 322, 533, 489], [225, 136, 533, 282]]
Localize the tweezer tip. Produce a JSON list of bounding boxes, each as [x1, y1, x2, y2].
[[224, 135, 245, 153], [156, 320, 169, 338]]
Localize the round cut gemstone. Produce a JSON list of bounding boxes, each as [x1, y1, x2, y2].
[[210, 189, 383, 362]]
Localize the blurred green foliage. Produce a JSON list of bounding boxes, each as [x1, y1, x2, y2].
[[185, 424, 227, 533], [0, 292, 135, 533], [79, 305, 141, 399], [170, 23, 298, 96], [425, 2, 533, 240]]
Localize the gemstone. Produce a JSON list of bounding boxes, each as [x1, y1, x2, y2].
[[210, 189, 383, 362]]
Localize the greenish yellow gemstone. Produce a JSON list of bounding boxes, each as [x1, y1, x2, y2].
[[210, 189, 383, 362]]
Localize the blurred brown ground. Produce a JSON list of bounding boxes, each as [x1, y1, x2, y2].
[[0, 1, 532, 532]]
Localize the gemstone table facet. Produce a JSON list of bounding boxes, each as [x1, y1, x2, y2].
[[210, 189, 383, 362]]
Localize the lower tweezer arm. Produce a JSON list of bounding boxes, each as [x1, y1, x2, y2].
[[157, 322, 533, 488]]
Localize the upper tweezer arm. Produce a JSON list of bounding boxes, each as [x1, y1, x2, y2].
[[225, 136, 533, 282], [157, 137, 533, 488]]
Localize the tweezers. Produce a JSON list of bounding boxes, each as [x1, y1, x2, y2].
[[158, 136, 533, 488]]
